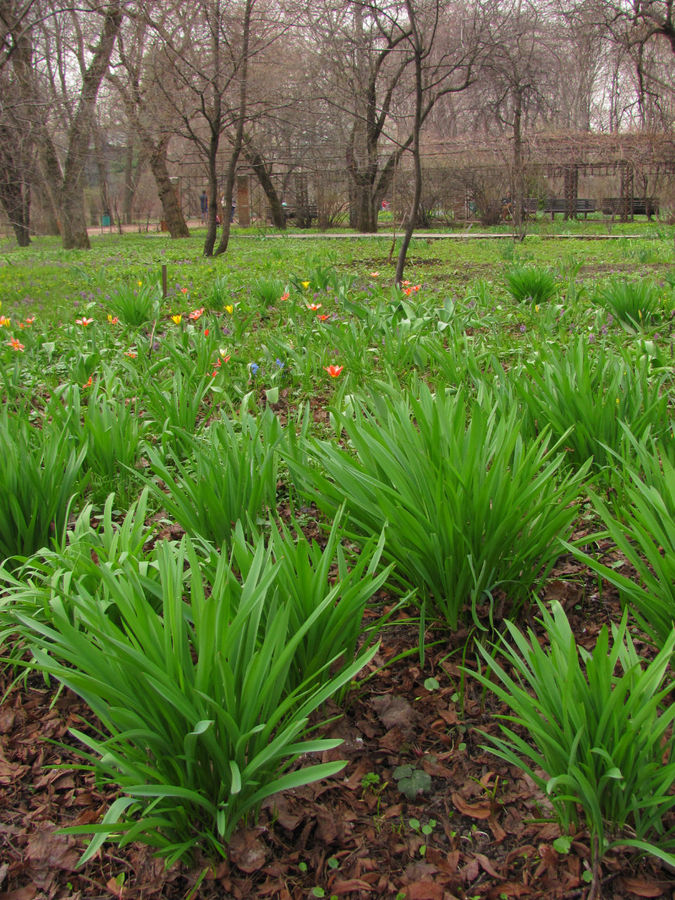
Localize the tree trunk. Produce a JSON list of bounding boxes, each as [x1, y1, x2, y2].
[[93, 125, 111, 223], [352, 181, 379, 232], [0, 122, 31, 246], [396, 1, 422, 285], [61, 183, 90, 249], [511, 90, 525, 241], [203, 120, 221, 257], [214, 146, 239, 256], [147, 137, 189, 238], [0, 175, 30, 245], [244, 140, 285, 228], [122, 140, 135, 225], [58, 1, 125, 249], [215, 0, 253, 257]]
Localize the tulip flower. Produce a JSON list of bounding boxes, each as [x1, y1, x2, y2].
[[188, 307, 204, 320], [82, 375, 93, 388], [171, 314, 182, 325], [107, 314, 119, 324], [301, 281, 310, 289], [317, 314, 330, 321], [324, 364, 343, 377], [225, 305, 234, 315], [280, 292, 290, 302], [0, 316, 9, 327], [76, 317, 94, 326], [7, 337, 24, 351], [306, 303, 322, 311]]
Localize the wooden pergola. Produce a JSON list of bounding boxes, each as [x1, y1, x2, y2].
[[422, 131, 675, 221]]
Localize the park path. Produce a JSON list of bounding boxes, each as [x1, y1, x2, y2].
[[90, 221, 653, 240]]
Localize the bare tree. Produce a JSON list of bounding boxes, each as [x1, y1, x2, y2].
[[144, 0, 276, 256], [469, 0, 553, 238], [307, 0, 413, 232], [395, 0, 482, 281], [6, 0, 126, 248], [109, 5, 189, 238], [594, 0, 675, 56]]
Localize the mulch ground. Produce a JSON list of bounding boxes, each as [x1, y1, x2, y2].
[[1, 550, 674, 900]]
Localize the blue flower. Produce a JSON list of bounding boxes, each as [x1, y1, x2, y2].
[[250, 362, 259, 376], [275, 358, 284, 369]]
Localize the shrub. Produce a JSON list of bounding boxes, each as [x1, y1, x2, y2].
[[11, 536, 377, 864], [205, 274, 232, 311], [594, 278, 663, 328], [108, 281, 161, 328], [145, 404, 283, 548], [251, 276, 288, 308], [0, 490, 156, 647], [505, 266, 558, 304], [565, 443, 674, 649], [514, 339, 669, 476], [470, 602, 675, 885], [288, 382, 588, 629], [223, 512, 392, 691], [0, 410, 86, 562]]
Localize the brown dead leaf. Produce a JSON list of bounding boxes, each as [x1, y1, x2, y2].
[[371, 695, 418, 733], [420, 755, 454, 778], [488, 815, 507, 842], [405, 862, 438, 881], [0, 888, 39, 900], [474, 852, 503, 879], [459, 857, 480, 883], [315, 804, 338, 843], [269, 796, 304, 832], [0, 748, 23, 785], [105, 876, 126, 899], [619, 877, 670, 897], [331, 879, 375, 894], [452, 792, 492, 819], [405, 881, 445, 899], [228, 828, 268, 874], [436, 707, 459, 726], [26, 828, 79, 888], [487, 883, 533, 898]]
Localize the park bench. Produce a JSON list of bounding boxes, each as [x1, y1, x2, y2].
[[544, 198, 595, 218], [600, 197, 659, 218], [282, 204, 318, 227]]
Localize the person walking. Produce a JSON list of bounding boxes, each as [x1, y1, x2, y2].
[[200, 191, 208, 224]]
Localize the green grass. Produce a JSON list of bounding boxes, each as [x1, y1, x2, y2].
[[0, 223, 673, 868]]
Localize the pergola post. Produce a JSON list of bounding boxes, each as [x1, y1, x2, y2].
[[620, 162, 634, 222], [564, 165, 578, 220]]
